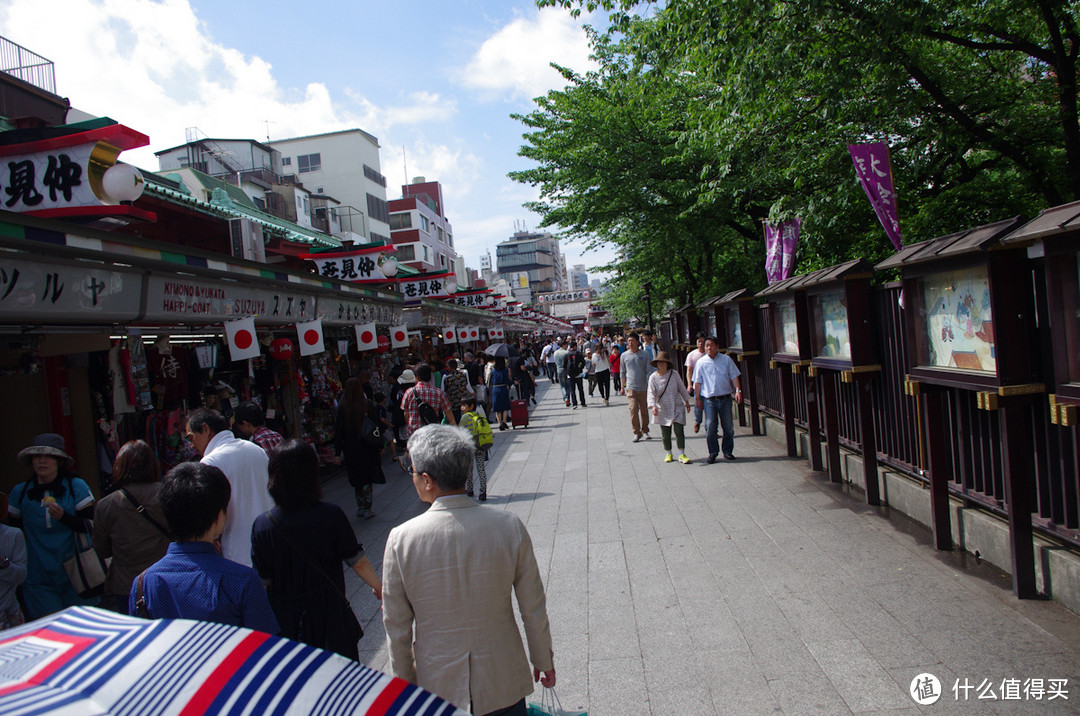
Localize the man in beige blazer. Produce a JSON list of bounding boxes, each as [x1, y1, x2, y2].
[[383, 424, 556, 716]]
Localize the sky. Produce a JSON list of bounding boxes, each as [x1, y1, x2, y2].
[[0, 0, 616, 279]]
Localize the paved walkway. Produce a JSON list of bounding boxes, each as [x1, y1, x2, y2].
[[332, 379, 1080, 714]]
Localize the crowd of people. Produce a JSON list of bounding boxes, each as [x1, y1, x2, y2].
[[0, 328, 744, 715]]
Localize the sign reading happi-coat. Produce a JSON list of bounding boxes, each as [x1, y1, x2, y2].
[[144, 276, 316, 324], [849, 142, 903, 252], [300, 245, 395, 283], [399, 272, 455, 301], [0, 121, 151, 218], [355, 321, 378, 351], [296, 318, 325, 356]]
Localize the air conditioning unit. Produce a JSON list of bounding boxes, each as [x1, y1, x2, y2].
[[229, 219, 266, 263]]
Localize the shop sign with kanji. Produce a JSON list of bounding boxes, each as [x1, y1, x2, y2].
[[0, 256, 142, 322], [0, 121, 151, 218], [400, 273, 454, 301], [452, 293, 489, 308], [144, 275, 316, 325], [301, 246, 395, 283]]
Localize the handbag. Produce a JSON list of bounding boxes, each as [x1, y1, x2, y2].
[[528, 687, 587, 716], [64, 524, 110, 598], [359, 415, 383, 448]]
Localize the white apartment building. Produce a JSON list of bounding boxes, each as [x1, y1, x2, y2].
[[268, 128, 391, 245]]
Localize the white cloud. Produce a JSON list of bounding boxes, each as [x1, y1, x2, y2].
[[457, 7, 596, 101], [0, 0, 455, 167]]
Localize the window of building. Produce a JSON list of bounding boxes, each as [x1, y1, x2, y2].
[[389, 213, 412, 230], [420, 214, 430, 233], [397, 245, 416, 261], [363, 164, 387, 187], [253, 196, 266, 210], [437, 227, 444, 243], [370, 231, 391, 244], [447, 233, 453, 248], [366, 193, 390, 224], [303, 196, 310, 214], [297, 153, 321, 173], [439, 253, 447, 267], [317, 187, 324, 193], [282, 157, 291, 166], [423, 245, 430, 263]]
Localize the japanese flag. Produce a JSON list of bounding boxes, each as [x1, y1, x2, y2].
[[224, 317, 260, 361], [468, 326, 480, 341], [487, 327, 498, 340], [355, 322, 378, 351], [296, 318, 325, 356], [443, 326, 457, 344], [457, 326, 470, 342], [389, 324, 409, 349], [496, 327, 505, 340]]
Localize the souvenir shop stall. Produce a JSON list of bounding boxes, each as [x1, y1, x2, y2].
[[0, 211, 404, 494]]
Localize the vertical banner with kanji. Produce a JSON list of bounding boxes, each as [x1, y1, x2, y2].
[[764, 218, 802, 284], [849, 142, 903, 252]]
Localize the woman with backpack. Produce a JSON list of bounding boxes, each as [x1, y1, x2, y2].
[[7, 433, 98, 618], [336, 378, 386, 519]]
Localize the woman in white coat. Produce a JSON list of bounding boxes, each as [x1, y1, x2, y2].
[[647, 351, 692, 464]]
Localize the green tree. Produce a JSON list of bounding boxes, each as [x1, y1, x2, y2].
[[522, 0, 1079, 309]]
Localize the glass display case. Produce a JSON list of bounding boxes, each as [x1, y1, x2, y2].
[[725, 304, 743, 351], [809, 288, 850, 360], [910, 266, 995, 374], [771, 296, 800, 356]]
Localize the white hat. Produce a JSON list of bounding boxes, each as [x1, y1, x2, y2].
[[398, 369, 417, 384]]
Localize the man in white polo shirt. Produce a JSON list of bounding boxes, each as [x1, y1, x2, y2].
[[692, 336, 743, 463], [684, 332, 707, 433]]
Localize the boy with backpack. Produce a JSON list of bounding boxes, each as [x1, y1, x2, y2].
[[459, 396, 494, 501]]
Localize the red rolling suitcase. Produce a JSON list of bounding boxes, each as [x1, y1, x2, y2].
[[510, 399, 529, 429]]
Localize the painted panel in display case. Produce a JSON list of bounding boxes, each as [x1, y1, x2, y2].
[[810, 289, 850, 359], [917, 267, 995, 373]]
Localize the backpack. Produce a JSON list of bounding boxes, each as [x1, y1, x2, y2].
[[566, 351, 585, 378], [417, 400, 441, 425], [464, 411, 494, 449]]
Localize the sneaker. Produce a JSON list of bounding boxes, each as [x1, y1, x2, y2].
[[633, 434, 643, 443], [466, 489, 474, 497], [694, 423, 700, 433], [724, 453, 737, 460], [664, 453, 674, 463], [678, 454, 691, 464], [479, 492, 487, 502], [644, 433, 651, 440], [604, 399, 609, 406], [364, 509, 375, 520], [707, 454, 718, 464], [565, 399, 570, 407], [572, 405, 578, 410]]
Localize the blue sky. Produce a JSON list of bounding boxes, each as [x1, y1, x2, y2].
[[0, 0, 614, 278]]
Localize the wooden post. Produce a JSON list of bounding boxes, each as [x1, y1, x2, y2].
[[922, 388, 953, 550], [745, 360, 762, 436], [999, 398, 1038, 598], [778, 364, 798, 457], [857, 373, 881, 505], [820, 370, 842, 482], [805, 369, 824, 472]]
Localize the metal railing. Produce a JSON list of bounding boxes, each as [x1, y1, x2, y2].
[[0, 36, 55, 93]]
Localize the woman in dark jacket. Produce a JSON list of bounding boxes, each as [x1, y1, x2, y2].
[[336, 377, 386, 519], [252, 440, 382, 660]]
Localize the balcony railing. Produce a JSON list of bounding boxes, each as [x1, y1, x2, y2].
[[0, 36, 55, 94]]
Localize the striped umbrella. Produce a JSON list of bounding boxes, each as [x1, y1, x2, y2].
[[0, 607, 465, 716]]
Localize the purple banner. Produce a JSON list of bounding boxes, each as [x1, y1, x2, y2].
[[765, 217, 801, 284], [849, 142, 903, 252]]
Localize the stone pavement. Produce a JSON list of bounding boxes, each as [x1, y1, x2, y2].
[[331, 379, 1080, 715]]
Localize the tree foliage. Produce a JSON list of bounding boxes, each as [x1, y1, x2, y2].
[[515, 0, 1080, 318]]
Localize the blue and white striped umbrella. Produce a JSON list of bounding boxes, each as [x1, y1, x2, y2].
[[0, 607, 465, 716]]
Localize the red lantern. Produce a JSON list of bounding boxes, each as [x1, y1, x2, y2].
[[269, 337, 294, 361], [376, 335, 390, 354]]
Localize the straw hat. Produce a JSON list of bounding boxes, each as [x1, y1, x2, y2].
[[398, 369, 417, 384], [18, 433, 75, 466], [649, 351, 676, 369]]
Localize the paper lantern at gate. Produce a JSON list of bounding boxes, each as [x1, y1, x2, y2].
[[269, 338, 294, 361]]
